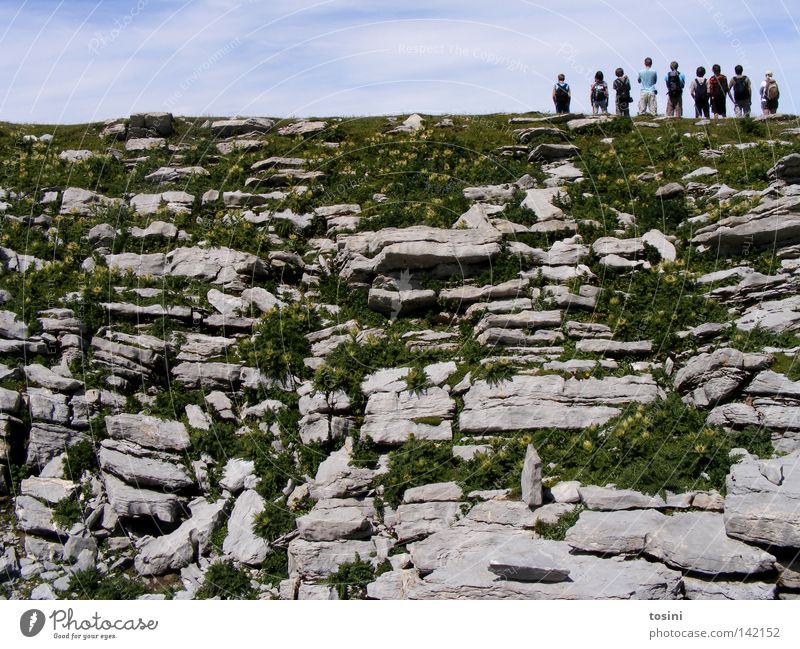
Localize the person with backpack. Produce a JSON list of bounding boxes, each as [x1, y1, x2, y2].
[[760, 71, 780, 115], [728, 65, 752, 117], [664, 61, 685, 117], [708, 64, 729, 119], [552, 73, 571, 114], [613, 67, 632, 117], [590, 71, 609, 115], [637, 57, 658, 116], [690, 66, 710, 118]]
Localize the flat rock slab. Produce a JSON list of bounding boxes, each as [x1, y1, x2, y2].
[[643, 511, 776, 576], [460, 375, 660, 434], [489, 546, 572, 583], [408, 537, 682, 600], [578, 485, 666, 510], [296, 505, 373, 542], [724, 449, 800, 549], [105, 414, 190, 451], [566, 509, 665, 554], [394, 501, 461, 543]]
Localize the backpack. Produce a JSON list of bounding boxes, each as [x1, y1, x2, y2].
[[555, 83, 570, 102], [766, 78, 780, 100], [593, 82, 607, 103], [711, 75, 726, 100], [616, 77, 632, 101], [667, 71, 682, 97], [733, 76, 750, 101], [694, 79, 709, 106]]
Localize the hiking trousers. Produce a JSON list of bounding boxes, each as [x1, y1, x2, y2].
[[638, 91, 657, 116], [666, 95, 683, 117], [734, 101, 751, 117]]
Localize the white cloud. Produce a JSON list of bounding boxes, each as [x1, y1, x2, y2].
[[0, 0, 796, 122]]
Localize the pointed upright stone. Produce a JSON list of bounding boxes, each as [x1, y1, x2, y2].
[[521, 445, 543, 508]]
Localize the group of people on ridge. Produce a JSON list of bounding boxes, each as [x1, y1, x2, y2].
[[552, 58, 781, 119]]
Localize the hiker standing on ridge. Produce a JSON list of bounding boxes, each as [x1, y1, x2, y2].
[[590, 71, 609, 115], [664, 61, 685, 118], [729, 65, 752, 117], [637, 57, 658, 116], [690, 66, 710, 118], [709, 64, 729, 119], [760, 71, 780, 115], [553, 73, 571, 114], [613, 68, 632, 117]]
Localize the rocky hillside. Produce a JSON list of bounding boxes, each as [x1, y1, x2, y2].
[[1, 109, 799, 600]]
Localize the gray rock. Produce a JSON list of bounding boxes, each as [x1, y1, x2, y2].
[[20, 477, 76, 505], [98, 439, 193, 490], [683, 576, 776, 600], [15, 495, 62, 536], [24, 364, 82, 392], [394, 501, 461, 542], [460, 375, 660, 434], [521, 445, 543, 508], [724, 450, 800, 548], [103, 473, 184, 524], [129, 111, 174, 137], [287, 538, 376, 580], [360, 387, 454, 445], [529, 143, 580, 162], [0, 309, 29, 339], [575, 340, 653, 358], [30, 583, 56, 600], [125, 137, 166, 152], [222, 490, 271, 565], [26, 423, 89, 468], [674, 348, 771, 408], [296, 501, 373, 542], [408, 535, 681, 599], [644, 511, 775, 576], [105, 414, 190, 451], [489, 546, 571, 582], [135, 498, 227, 576], [211, 117, 273, 137], [566, 509, 665, 555], [579, 485, 666, 510], [655, 182, 685, 199], [403, 482, 463, 504], [218, 459, 256, 494], [549, 480, 582, 504]]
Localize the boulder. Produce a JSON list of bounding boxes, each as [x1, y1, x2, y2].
[[98, 439, 193, 490], [674, 348, 771, 408], [222, 489, 271, 565], [104, 414, 190, 451], [566, 509, 665, 555], [403, 482, 463, 504], [578, 485, 666, 511], [103, 473, 185, 524], [460, 375, 660, 434], [644, 511, 775, 576], [394, 501, 461, 542], [724, 450, 800, 548], [296, 500, 373, 541]]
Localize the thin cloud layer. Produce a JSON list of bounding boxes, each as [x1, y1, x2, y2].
[[0, 0, 796, 122]]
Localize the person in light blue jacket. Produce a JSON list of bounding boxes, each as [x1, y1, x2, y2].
[[664, 61, 686, 117], [637, 57, 658, 116]]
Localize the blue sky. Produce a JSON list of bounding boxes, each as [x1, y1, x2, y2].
[[0, 0, 797, 123]]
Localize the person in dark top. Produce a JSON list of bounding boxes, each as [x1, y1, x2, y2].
[[728, 65, 752, 117], [709, 64, 729, 119], [613, 67, 632, 117], [552, 73, 571, 114], [690, 66, 710, 118]]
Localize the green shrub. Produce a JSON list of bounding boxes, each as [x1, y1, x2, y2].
[[378, 437, 461, 507], [52, 495, 82, 529], [326, 555, 375, 600], [196, 561, 256, 600], [252, 500, 296, 542], [533, 507, 583, 541], [63, 441, 97, 481], [67, 569, 147, 600], [404, 366, 431, 395], [472, 360, 516, 387]]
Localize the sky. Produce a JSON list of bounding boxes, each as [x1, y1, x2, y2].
[[0, 0, 797, 123]]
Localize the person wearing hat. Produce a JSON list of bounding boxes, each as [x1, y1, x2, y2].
[[760, 71, 780, 115]]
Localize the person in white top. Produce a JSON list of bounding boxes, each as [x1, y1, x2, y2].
[[760, 71, 780, 116]]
